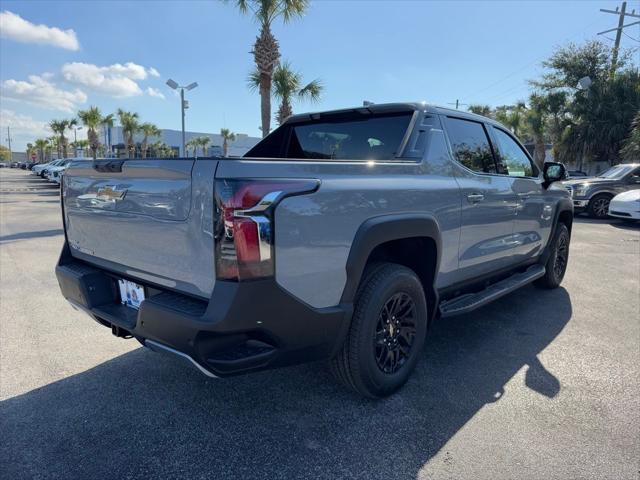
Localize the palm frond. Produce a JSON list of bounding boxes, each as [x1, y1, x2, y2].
[[298, 79, 322, 102], [247, 68, 262, 92]]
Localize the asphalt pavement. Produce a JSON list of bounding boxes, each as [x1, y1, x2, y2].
[[1, 168, 638, 480]]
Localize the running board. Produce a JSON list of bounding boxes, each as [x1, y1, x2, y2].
[[439, 265, 546, 318]]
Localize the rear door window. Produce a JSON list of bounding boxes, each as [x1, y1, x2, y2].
[[245, 112, 413, 160], [444, 117, 497, 174], [491, 127, 537, 177]]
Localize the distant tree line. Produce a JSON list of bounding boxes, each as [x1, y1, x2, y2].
[[27, 106, 238, 162]]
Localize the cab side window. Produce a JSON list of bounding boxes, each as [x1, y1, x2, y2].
[[491, 127, 537, 177], [444, 117, 497, 174]]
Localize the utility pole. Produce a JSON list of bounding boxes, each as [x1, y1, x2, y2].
[[6, 126, 12, 162], [447, 99, 468, 110], [598, 2, 640, 75]]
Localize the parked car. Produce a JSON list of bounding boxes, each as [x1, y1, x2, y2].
[[568, 170, 588, 178], [563, 163, 640, 218], [55, 103, 573, 398], [35, 159, 63, 178], [10, 162, 19, 168], [608, 190, 640, 221], [46, 159, 75, 184]]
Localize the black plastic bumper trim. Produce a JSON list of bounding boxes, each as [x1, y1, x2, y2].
[[55, 243, 352, 377]]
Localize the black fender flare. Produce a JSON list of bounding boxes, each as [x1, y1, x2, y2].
[[339, 213, 442, 306], [540, 198, 573, 264]]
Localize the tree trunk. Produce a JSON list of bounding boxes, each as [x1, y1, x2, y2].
[[88, 128, 99, 160], [128, 135, 134, 159], [534, 134, 546, 169], [260, 73, 271, 138], [223, 139, 228, 157], [277, 98, 293, 125]]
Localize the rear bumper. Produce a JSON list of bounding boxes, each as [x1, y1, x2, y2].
[[56, 243, 351, 377]]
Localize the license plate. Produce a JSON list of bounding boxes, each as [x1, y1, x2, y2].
[[118, 279, 145, 309]]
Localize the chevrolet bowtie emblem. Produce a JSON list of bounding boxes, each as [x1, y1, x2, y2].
[[96, 185, 127, 201]]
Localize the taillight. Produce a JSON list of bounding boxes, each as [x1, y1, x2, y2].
[[214, 179, 319, 281]]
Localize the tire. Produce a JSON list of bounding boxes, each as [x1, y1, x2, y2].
[[330, 263, 428, 398], [535, 223, 570, 289], [587, 193, 612, 219]]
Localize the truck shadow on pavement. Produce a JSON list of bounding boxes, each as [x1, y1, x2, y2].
[[0, 286, 571, 480], [0, 228, 64, 243]]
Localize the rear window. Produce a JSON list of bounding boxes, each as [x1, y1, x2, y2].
[[245, 112, 413, 160], [444, 117, 497, 174]]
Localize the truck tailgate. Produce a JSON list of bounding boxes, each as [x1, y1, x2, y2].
[[62, 159, 218, 298]]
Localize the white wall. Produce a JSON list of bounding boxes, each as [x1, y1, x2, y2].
[[106, 126, 260, 157]]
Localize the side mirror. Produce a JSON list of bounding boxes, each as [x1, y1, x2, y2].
[[543, 162, 568, 187]]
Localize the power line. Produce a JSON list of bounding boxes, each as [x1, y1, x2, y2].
[[622, 30, 640, 42], [464, 17, 603, 101]]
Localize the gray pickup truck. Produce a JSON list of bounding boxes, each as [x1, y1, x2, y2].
[[564, 163, 640, 218], [56, 103, 573, 398]]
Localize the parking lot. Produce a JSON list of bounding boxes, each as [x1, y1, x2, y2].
[[0, 167, 638, 479]]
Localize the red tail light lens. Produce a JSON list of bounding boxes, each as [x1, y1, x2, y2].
[[214, 179, 319, 281]]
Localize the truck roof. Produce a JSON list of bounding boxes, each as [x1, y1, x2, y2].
[[285, 101, 505, 127]]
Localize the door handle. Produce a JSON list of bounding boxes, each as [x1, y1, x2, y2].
[[467, 193, 485, 203]]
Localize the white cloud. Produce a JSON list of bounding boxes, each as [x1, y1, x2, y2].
[[146, 87, 165, 100], [0, 109, 51, 138], [1, 75, 87, 112], [61, 62, 161, 97], [0, 10, 80, 51], [148, 67, 160, 77]]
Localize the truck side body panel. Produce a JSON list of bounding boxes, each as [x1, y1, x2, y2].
[[216, 127, 462, 308]]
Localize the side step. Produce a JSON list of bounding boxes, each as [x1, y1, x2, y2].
[[439, 265, 545, 318]]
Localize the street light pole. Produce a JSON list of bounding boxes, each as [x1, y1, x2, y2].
[[166, 79, 198, 157], [180, 88, 185, 157], [73, 126, 83, 157]]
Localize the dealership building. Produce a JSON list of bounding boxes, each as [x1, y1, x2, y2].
[[106, 126, 260, 158]]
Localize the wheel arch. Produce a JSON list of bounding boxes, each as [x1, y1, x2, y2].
[[340, 214, 442, 323], [540, 198, 573, 265], [587, 190, 616, 200]]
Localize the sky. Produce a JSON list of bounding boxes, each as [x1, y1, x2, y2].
[[1, 0, 638, 151]]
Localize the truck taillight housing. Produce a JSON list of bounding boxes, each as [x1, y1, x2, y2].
[[214, 179, 319, 281]]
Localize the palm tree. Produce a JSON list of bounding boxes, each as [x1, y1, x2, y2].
[[47, 135, 60, 159], [220, 128, 236, 157], [467, 105, 493, 117], [620, 111, 640, 162], [185, 138, 198, 158], [77, 106, 103, 159], [495, 102, 526, 137], [525, 94, 548, 168], [26, 143, 34, 161], [117, 109, 139, 158], [139, 123, 161, 158], [249, 61, 322, 125], [48, 120, 66, 158], [101, 113, 115, 157], [198, 136, 211, 156], [231, 0, 309, 138], [48, 119, 77, 158], [34, 139, 49, 163], [70, 139, 90, 157]]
